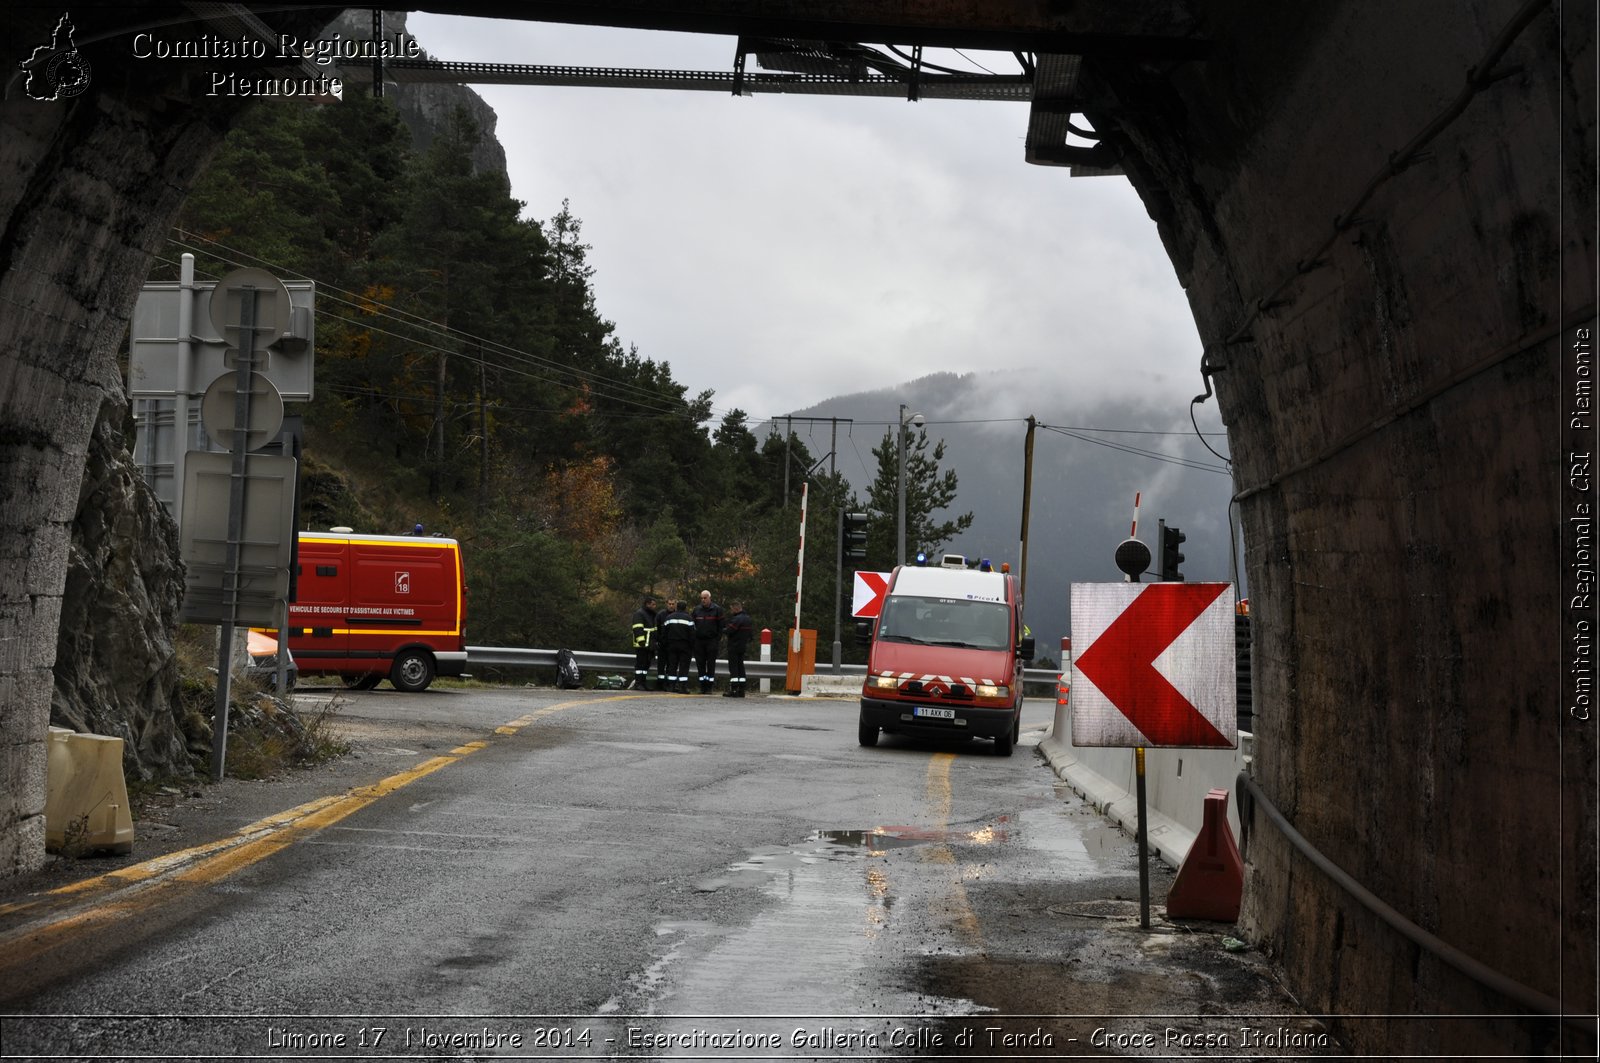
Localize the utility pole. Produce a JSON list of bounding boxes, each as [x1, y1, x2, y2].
[[831, 417, 841, 671], [1020, 415, 1036, 604], [896, 405, 923, 566]]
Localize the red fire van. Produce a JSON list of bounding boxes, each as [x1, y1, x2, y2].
[[857, 555, 1033, 755], [262, 530, 467, 692]]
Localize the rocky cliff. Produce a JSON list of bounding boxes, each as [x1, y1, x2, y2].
[[51, 400, 194, 780], [45, 9, 505, 787], [328, 10, 507, 175]]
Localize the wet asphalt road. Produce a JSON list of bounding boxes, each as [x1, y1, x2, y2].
[[0, 685, 1332, 1058]]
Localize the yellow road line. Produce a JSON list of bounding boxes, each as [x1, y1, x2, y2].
[[924, 753, 985, 948], [494, 694, 644, 734], [0, 696, 607, 974]]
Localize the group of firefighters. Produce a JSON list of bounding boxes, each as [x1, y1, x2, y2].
[[630, 590, 755, 696]]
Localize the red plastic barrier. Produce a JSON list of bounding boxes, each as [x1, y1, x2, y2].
[[1166, 788, 1244, 921]]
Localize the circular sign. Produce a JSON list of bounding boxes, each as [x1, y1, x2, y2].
[[201, 371, 285, 452], [1113, 537, 1152, 580], [207, 267, 292, 349]]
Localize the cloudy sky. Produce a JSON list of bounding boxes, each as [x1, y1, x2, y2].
[[406, 14, 1211, 429]]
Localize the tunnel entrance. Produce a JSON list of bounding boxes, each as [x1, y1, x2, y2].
[[0, 3, 1592, 1057]]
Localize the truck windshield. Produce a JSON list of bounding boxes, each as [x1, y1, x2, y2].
[[876, 595, 1012, 651]]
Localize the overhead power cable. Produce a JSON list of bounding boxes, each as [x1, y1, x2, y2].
[[154, 252, 700, 423], [1038, 422, 1230, 474], [164, 231, 736, 422], [167, 233, 698, 417], [163, 240, 687, 417]]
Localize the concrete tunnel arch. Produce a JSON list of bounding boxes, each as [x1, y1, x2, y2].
[[0, 2, 1593, 1056]]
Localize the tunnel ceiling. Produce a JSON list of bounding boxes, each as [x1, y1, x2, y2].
[[402, 0, 1207, 56]]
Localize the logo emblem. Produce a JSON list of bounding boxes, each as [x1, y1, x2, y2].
[[395, 571, 411, 595], [19, 13, 92, 101]]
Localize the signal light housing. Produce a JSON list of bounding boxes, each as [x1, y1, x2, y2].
[[841, 511, 869, 567], [1159, 519, 1187, 582]]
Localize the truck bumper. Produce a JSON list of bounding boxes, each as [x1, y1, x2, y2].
[[859, 695, 1016, 740]]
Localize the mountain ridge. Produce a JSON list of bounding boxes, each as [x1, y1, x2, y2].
[[760, 369, 1240, 653]]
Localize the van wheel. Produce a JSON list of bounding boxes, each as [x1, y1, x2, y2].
[[994, 717, 1017, 757], [390, 650, 435, 693], [858, 716, 878, 747], [343, 674, 381, 691]]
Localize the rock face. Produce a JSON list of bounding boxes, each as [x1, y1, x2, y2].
[[51, 400, 191, 781], [328, 9, 508, 175], [36, 8, 501, 796]]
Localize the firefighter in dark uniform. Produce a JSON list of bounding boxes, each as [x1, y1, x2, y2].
[[721, 601, 754, 697], [659, 598, 696, 694], [691, 589, 725, 694], [629, 596, 657, 689]]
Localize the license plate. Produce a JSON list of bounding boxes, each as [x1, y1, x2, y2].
[[914, 706, 956, 720]]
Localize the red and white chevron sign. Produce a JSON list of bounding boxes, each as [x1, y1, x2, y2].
[[1070, 582, 1238, 749], [852, 571, 891, 618]]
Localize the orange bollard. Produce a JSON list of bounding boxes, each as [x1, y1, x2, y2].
[[1166, 788, 1244, 921]]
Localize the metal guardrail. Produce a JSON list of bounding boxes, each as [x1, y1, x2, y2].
[[465, 646, 1065, 688], [466, 646, 795, 680]]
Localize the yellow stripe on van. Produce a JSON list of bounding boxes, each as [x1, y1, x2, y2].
[[328, 629, 460, 638], [337, 537, 455, 549]]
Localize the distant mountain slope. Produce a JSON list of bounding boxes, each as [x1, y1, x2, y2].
[[765, 370, 1240, 654]]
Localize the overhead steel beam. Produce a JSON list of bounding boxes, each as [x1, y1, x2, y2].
[[386, 57, 1033, 100], [400, 1, 1208, 60]]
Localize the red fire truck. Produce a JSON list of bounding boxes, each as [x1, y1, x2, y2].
[[260, 530, 467, 692]]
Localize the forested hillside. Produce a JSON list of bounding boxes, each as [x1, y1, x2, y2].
[[151, 93, 969, 657]]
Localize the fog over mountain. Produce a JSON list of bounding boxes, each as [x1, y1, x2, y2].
[[764, 371, 1242, 657]]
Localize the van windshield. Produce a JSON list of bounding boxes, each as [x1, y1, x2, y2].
[[876, 595, 1012, 651]]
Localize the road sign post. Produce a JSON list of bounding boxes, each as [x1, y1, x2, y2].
[[200, 268, 300, 782]]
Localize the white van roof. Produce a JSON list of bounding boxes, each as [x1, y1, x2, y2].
[[301, 530, 459, 546], [891, 565, 1009, 604]]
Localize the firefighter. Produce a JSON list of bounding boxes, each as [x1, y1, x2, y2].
[[659, 598, 696, 694], [655, 601, 671, 689], [629, 596, 657, 689], [691, 589, 725, 693], [721, 601, 754, 697]]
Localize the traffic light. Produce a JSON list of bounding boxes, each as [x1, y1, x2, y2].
[[841, 511, 869, 567], [1158, 519, 1186, 582]]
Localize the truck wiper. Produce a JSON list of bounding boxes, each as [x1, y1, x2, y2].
[[881, 634, 929, 644], [926, 639, 974, 648]]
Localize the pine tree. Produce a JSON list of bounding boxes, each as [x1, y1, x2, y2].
[[862, 427, 974, 568]]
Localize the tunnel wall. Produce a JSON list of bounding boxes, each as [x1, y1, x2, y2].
[[1103, 1, 1595, 1054], [0, 26, 199, 875], [0, 7, 330, 877]]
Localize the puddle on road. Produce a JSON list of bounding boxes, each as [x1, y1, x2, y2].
[[1004, 807, 1136, 874], [701, 824, 1012, 889], [627, 804, 1137, 1018], [697, 812, 1116, 894]]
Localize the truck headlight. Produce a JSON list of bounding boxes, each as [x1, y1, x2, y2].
[[975, 683, 1009, 699], [871, 674, 899, 690]]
